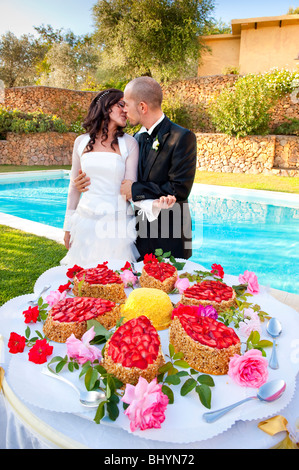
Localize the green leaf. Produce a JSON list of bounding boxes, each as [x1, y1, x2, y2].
[[161, 385, 174, 404], [158, 362, 173, 374], [173, 352, 184, 360], [173, 359, 190, 368], [196, 384, 212, 409], [94, 401, 107, 424], [180, 378, 197, 396], [258, 340, 273, 348], [165, 374, 181, 385], [168, 343, 175, 357], [25, 326, 30, 339], [55, 360, 67, 373], [172, 261, 186, 270], [197, 374, 215, 387], [107, 399, 119, 421], [85, 367, 98, 391]]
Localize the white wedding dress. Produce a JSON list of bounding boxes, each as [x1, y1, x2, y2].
[[60, 133, 157, 267]]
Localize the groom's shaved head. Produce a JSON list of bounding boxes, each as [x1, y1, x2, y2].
[[125, 77, 163, 109]]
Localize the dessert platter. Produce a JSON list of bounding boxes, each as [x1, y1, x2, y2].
[[1, 256, 299, 445]]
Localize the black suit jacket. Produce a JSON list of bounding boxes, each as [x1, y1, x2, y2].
[[132, 116, 197, 261]]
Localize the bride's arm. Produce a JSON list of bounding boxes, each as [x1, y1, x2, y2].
[[63, 136, 84, 247]]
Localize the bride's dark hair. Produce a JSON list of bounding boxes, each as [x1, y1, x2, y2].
[[82, 88, 125, 153]]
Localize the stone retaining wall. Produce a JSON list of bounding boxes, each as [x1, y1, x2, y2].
[[196, 133, 299, 176], [0, 132, 76, 166], [0, 131, 298, 176], [4, 86, 96, 125]]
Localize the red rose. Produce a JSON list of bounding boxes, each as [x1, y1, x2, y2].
[[211, 263, 224, 279], [66, 264, 83, 279], [121, 261, 132, 271], [22, 305, 39, 324], [143, 253, 158, 264], [58, 281, 72, 293], [8, 332, 26, 354], [28, 339, 53, 364]]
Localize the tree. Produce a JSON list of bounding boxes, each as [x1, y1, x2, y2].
[[35, 24, 99, 90], [92, 0, 215, 81], [0, 32, 45, 87], [202, 18, 232, 34], [287, 6, 299, 14]]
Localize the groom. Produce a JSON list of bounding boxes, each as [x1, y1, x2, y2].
[[75, 77, 197, 260]]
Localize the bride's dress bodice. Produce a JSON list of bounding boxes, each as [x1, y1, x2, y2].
[[78, 151, 128, 216]]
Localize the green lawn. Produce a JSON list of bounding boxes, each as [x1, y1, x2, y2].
[[0, 225, 67, 306], [195, 171, 299, 194], [0, 165, 71, 172]]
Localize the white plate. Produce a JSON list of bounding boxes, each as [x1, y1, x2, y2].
[[3, 260, 299, 443]]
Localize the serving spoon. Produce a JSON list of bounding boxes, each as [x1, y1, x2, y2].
[[267, 317, 282, 370], [42, 367, 105, 408], [202, 379, 286, 423], [28, 284, 51, 305]]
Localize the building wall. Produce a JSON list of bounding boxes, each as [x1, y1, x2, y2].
[[239, 21, 299, 74], [199, 35, 240, 76], [198, 15, 299, 76]]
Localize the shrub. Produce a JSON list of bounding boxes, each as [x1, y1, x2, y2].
[[0, 107, 69, 139], [208, 69, 299, 138], [274, 118, 299, 136]]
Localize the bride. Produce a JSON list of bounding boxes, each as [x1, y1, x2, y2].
[[61, 88, 175, 266]]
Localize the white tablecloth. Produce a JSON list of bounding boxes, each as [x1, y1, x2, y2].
[[1, 262, 299, 450]]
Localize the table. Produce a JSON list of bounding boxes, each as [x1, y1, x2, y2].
[[1, 261, 299, 450]]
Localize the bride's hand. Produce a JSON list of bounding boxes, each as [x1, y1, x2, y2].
[[64, 231, 71, 250], [153, 195, 176, 209]]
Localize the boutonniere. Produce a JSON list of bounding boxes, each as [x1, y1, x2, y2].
[[152, 136, 160, 151]]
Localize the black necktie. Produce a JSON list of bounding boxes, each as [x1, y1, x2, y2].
[[139, 132, 153, 172]]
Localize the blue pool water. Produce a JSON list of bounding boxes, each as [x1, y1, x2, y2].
[[0, 172, 298, 294]]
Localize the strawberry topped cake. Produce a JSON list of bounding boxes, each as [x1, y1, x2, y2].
[[43, 297, 121, 343], [140, 261, 178, 293], [102, 316, 165, 385], [169, 305, 241, 375], [72, 263, 126, 303], [180, 280, 236, 313]]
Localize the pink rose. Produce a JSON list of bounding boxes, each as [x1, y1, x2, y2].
[[45, 290, 67, 307], [121, 377, 169, 432], [66, 327, 102, 365], [120, 269, 137, 288], [174, 277, 190, 294], [228, 349, 268, 388], [238, 308, 261, 338], [238, 270, 259, 295]]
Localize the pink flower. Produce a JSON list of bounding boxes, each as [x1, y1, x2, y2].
[[238, 308, 261, 338], [66, 327, 102, 365], [121, 377, 169, 432], [238, 270, 259, 295], [203, 305, 218, 320], [120, 269, 137, 287], [228, 349, 268, 388], [174, 277, 190, 294], [45, 290, 67, 307]]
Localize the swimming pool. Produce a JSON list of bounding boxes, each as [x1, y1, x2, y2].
[[1, 171, 299, 294]]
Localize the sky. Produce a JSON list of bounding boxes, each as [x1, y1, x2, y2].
[[0, 0, 296, 38]]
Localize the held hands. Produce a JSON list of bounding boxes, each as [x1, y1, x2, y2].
[[153, 195, 176, 209], [74, 169, 90, 192]]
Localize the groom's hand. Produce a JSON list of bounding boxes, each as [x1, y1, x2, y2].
[[120, 179, 133, 200], [74, 169, 90, 192]]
